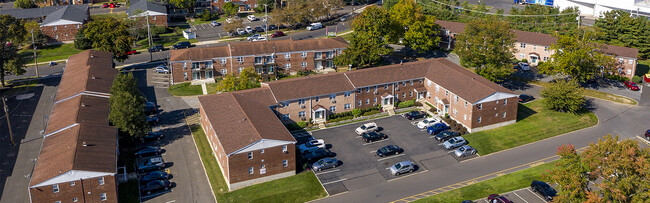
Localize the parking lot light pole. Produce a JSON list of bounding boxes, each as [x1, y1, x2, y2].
[[2, 98, 15, 146], [264, 4, 269, 38]]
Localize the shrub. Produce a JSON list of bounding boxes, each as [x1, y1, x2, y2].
[[397, 100, 415, 108], [362, 110, 381, 116], [329, 116, 353, 123], [458, 128, 467, 135], [632, 75, 642, 84], [351, 109, 362, 117], [541, 79, 586, 114], [444, 113, 450, 119], [297, 121, 308, 128], [604, 74, 630, 82]]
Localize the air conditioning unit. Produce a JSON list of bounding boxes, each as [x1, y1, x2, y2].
[[301, 105, 306, 109], [239, 62, 244, 65], [395, 88, 400, 91], [283, 150, 288, 154], [286, 58, 290, 61], [331, 100, 336, 103], [300, 117, 306, 121]]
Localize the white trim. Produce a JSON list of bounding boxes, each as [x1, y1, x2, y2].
[[41, 20, 83, 27], [227, 139, 295, 156], [43, 123, 79, 138], [30, 170, 113, 188], [55, 91, 111, 104], [473, 92, 518, 105]]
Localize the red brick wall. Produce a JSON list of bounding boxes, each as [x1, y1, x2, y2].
[[227, 144, 295, 184], [41, 24, 82, 42], [470, 97, 518, 129], [200, 104, 231, 182], [212, 0, 258, 12], [30, 175, 118, 203], [612, 57, 637, 79]]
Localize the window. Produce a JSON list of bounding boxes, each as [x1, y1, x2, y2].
[[385, 84, 388, 89], [504, 99, 507, 105], [329, 106, 336, 112], [496, 100, 499, 104], [419, 80, 423, 84], [299, 111, 306, 117], [183, 73, 188, 80], [403, 81, 407, 86], [445, 91, 448, 96], [330, 94, 336, 100], [254, 56, 264, 64], [409, 92, 413, 97], [55, 201, 61, 203], [248, 152, 253, 159], [520, 43, 526, 48], [220, 59, 227, 64], [55, 34, 58, 39], [237, 57, 244, 62], [366, 99, 370, 104], [73, 197, 78, 202], [282, 160, 289, 167], [627, 69, 632, 75], [301, 52, 307, 57], [53, 184, 59, 193], [435, 85, 439, 91], [519, 53, 525, 58], [70, 182, 75, 186], [455, 95, 458, 102], [464, 114, 467, 120], [465, 101, 468, 107], [285, 53, 291, 58], [282, 114, 290, 120], [65, 34, 68, 37], [543, 57, 549, 61], [619, 58, 624, 63], [282, 102, 290, 107], [477, 104, 482, 110], [54, 26, 57, 30], [285, 63, 291, 69], [301, 62, 307, 67], [544, 46, 549, 51], [503, 112, 507, 118], [358, 100, 362, 106], [478, 117, 482, 123], [366, 87, 370, 92], [298, 99, 305, 105], [344, 103, 351, 109], [283, 145, 288, 153], [495, 113, 499, 117], [402, 93, 406, 98], [314, 97, 319, 102], [221, 69, 227, 74], [373, 97, 377, 103], [410, 80, 414, 86], [249, 167, 254, 174], [76, 24, 80, 28], [98, 177, 104, 185], [344, 91, 351, 97], [100, 193, 107, 201], [153, 16, 157, 20], [260, 149, 264, 154], [629, 59, 634, 64]]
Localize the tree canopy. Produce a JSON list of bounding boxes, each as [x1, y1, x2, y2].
[[80, 18, 134, 62], [13, 0, 37, 9], [223, 2, 238, 17], [271, 0, 342, 27], [216, 68, 260, 92], [256, 0, 276, 13], [594, 10, 650, 60], [169, 0, 194, 10], [0, 14, 27, 88], [223, 17, 243, 34], [108, 73, 147, 138], [540, 79, 585, 114], [455, 18, 515, 82]]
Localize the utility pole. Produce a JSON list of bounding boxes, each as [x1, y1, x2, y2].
[[31, 29, 39, 78], [145, 14, 153, 62], [2, 98, 15, 146]]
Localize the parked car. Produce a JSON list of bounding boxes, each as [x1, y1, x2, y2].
[[403, 110, 426, 120], [140, 180, 171, 195], [304, 149, 333, 162], [102, 3, 109, 8], [298, 139, 325, 154], [144, 102, 158, 114], [434, 130, 460, 142], [427, 123, 450, 135], [645, 129, 650, 140], [245, 26, 254, 34], [124, 50, 137, 55], [148, 45, 164, 52], [518, 94, 535, 103], [271, 31, 285, 38], [487, 194, 513, 203], [135, 146, 163, 158], [268, 24, 278, 30], [389, 161, 414, 176], [307, 22, 323, 31], [376, 145, 402, 157], [623, 81, 640, 91], [210, 21, 221, 26], [141, 170, 171, 182], [254, 27, 264, 32], [443, 137, 466, 149], [137, 156, 164, 172], [252, 37, 267, 41], [147, 116, 159, 125], [355, 122, 378, 134], [49, 61, 57, 66], [247, 34, 261, 41], [454, 145, 476, 157], [531, 180, 557, 201], [141, 132, 163, 142], [417, 117, 440, 129], [362, 132, 387, 143], [518, 62, 531, 71], [103, 3, 116, 8], [247, 15, 258, 21], [237, 28, 246, 35], [311, 157, 338, 171], [154, 65, 169, 74], [172, 41, 191, 49]]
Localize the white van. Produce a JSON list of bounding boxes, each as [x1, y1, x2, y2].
[[307, 22, 323, 31]]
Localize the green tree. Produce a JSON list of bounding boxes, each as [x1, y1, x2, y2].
[[334, 32, 392, 69], [540, 79, 585, 114], [13, 0, 37, 9], [506, 5, 578, 35], [256, 0, 276, 13], [223, 2, 238, 17], [542, 144, 592, 202], [455, 18, 515, 82], [594, 10, 650, 59], [110, 72, 140, 96], [223, 17, 243, 34], [74, 28, 92, 50], [81, 18, 134, 62], [389, 0, 441, 53], [383, 0, 400, 9], [108, 73, 147, 138], [216, 68, 261, 92], [23, 21, 47, 48], [0, 15, 27, 88], [538, 29, 616, 82], [169, 0, 194, 10]]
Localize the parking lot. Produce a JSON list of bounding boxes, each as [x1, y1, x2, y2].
[[474, 187, 550, 203], [298, 114, 478, 195], [190, 19, 270, 41]]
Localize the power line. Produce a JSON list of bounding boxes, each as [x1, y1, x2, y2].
[[419, 0, 579, 17]]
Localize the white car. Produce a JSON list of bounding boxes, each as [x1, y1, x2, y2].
[[247, 34, 261, 41], [210, 21, 221, 26], [245, 26, 254, 34], [518, 62, 531, 71], [417, 117, 440, 129], [226, 18, 233, 23], [298, 139, 325, 154], [307, 22, 323, 31], [154, 65, 169, 74], [237, 28, 246, 35], [252, 37, 267, 41], [355, 122, 378, 135], [247, 15, 258, 21]]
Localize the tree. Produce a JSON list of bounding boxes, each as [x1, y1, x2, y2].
[[455, 18, 515, 82], [223, 2, 238, 17], [81, 18, 134, 62], [108, 73, 147, 138], [256, 0, 276, 13], [271, 0, 342, 27], [540, 79, 585, 114], [352, 6, 400, 43], [223, 17, 243, 34], [0, 15, 27, 88], [544, 135, 650, 202], [74, 28, 92, 50], [594, 10, 650, 59], [23, 21, 47, 48], [169, 0, 194, 10], [13, 0, 37, 9], [216, 68, 261, 92], [537, 29, 616, 82], [389, 0, 440, 53], [506, 5, 578, 35], [383, 0, 400, 9], [334, 32, 392, 69]]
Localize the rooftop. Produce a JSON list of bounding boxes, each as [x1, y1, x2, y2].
[[56, 50, 116, 102]]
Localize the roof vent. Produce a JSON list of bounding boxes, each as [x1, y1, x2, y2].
[[81, 103, 86, 107], [90, 55, 94, 58], [92, 75, 96, 79], [82, 142, 87, 147]]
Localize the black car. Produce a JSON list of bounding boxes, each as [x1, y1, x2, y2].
[[426, 123, 450, 135], [403, 111, 426, 120], [644, 129, 649, 140], [304, 149, 333, 162], [269, 24, 278, 30], [434, 130, 460, 142], [376, 145, 402, 157], [147, 116, 160, 125], [141, 131, 163, 142], [518, 94, 535, 103], [144, 102, 158, 115], [141, 180, 171, 195], [531, 180, 557, 201], [254, 27, 264, 32], [141, 171, 171, 182], [362, 132, 388, 143], [135, 146, 163, 158], [148, 45, 164, 52], [172, 41, 191, 49]]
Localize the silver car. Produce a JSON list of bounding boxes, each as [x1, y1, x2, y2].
[[443, 137, 466, 150], [454, 145, 476, 157], [312, 157, 338, 171], [389, 161, 414, 176]]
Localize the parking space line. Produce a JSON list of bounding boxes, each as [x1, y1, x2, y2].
[[447, 150, 455, 153], [483, 199, 489, 203], [527, 188, 547, 202], [512, 191, 529, 203], [387, 169, 428, 182], [370, 150, 377, 153], [377, 154, 405, 162], [636, 136, 650, 147], [165, 200, 176, 203], [355, 136, 362, 138], [438, 143, 444, 145], [362, 139, 389, 145], [315, 169, 340, 175], [322, 178, 347, 185]]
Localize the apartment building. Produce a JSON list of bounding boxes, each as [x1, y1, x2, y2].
[[212, 0, 258, 13], [169, 37, 348, 84], [127, 0, 169, 27], [554, 0, 650, 18], [435, 20, 640, 79], [29, 50, 118, 203], [0, 4, 89, 43]]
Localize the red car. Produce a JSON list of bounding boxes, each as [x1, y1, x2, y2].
[[125, 50, 137, 55], [623, 81, 640, 91], [270, 31, 285, 38], [487, 194, 513, 203]]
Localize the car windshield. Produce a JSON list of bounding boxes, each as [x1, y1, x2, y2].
[[380, 147, 388, 153], [458, 147, 465, 152], [317, 160, 324, 165], [449, 139, 456, 144], [423, 120, 430, 124], [360, 126, 366, 130], [394, 163, 401, 169]]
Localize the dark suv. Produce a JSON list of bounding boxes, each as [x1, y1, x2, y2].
[[531, 180, 557, 201], [434, 130, 460, 142], [304, 149, 333, 162], [172, 41, 191, 49], [148, 45, 164, 52], [362, 132, 388, 143], [403, 111, 426, 120], [645, 129, 650, 141]]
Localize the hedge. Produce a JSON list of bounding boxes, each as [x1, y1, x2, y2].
[[362, 110, 381, 116], [329, 116, 353, 123], [632, 75, 642, 84], [397, 100, 415, 108]]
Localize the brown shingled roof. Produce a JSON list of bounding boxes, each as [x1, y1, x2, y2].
[[435, 20, 466, 34], [169, 45, 230, 61], [263, 72, 355, 102], [56, 50, 116, 102], [45, 95, 110, 134], [345, 60, 431, 88], [601, 44, 639, 59], [427, 59, 514, 103], [512, 30, 557, 47], [198, 88, 295, 155]]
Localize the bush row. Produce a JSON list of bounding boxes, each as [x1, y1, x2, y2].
[[442, 117, 468, 135], [328, 106, 381, 119], [604, 74, 630, 82]]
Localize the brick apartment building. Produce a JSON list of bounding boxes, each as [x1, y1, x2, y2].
[[212, 0, 258, 13], [435, 20, 639, 79], [0, 4, 89, 43], [198, 58, 517, 190], [169, 37, 349, 84], [127, 0, 169, 27], [29, 50, 118, 203]]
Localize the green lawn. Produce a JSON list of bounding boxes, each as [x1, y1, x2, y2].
[[117, 180, 140, 203], [167, 82, 219, 96], [137, 32, 199, 49], [464, 99, 598, 155], [190, 126, 327, 203], [20, 43, 84, 64], [415, 161, 557, 202]]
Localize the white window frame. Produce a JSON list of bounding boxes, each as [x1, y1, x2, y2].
[[53, 184, 59, 193], [299, 111, 306, 117], [100, 193, 107, 201], [248, 152, 253, 159], [503, 112, 507, 118], [285, 53, 291, 58], [344, 91, 351, 97], [283, 160, 288, 167], [237, 57, 244, 62], [301, 62, 307, 67], [329, 94, 336, 100], [477, 104, 482, 110], [221, 69, 227, 74], [282, 145, 288, 153], [329, 106, 336, 112], [249, 167, 254, 174], [520, 43, 526, 48], [98, 177, 104, 185], [301, 52, 307, 57], [220, 59, 227, 64], [260, 149, 264, 154], [478, 117, 482, 123], [282, 114, 290, 120], [344, 103, 351, 109], [70, 182, 75, 186]]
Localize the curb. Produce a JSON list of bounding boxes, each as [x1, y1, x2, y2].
[[184, 109, 219, 203]]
